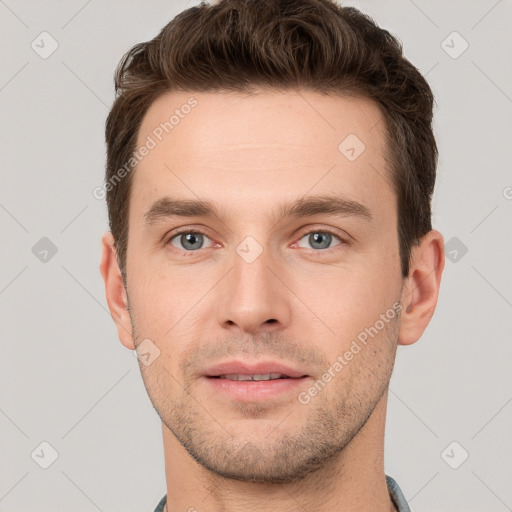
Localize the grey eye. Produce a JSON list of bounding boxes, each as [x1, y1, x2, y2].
[[170, 232, 210, 251], [297, 231, 341, 250]]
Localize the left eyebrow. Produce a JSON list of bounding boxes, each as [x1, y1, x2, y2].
[[144, 194, 373, 226], [281, 194, 372, 222]]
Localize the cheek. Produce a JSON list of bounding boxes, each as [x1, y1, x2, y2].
[[127, 263, 212, 348], [295, 260, 400, 354], [127, 268, 173, 334]]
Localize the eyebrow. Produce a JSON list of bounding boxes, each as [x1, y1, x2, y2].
[[144, 194, 372, 226]]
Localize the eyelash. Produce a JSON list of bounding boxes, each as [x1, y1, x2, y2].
[[165, 227, 348, 255]]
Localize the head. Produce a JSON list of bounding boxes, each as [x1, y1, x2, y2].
[[100, 0, 444, 483]]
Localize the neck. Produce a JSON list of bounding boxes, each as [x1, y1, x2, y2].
[[162, 392, 395, 512]]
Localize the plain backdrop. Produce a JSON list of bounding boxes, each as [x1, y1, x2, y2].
[[1, 1, 511, 511]]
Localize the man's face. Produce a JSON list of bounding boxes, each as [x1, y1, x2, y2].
[[125, 90, 403, 482]]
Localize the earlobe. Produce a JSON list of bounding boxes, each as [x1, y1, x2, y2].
[[99, 232, 135, 350], [398, 230, 445, 346]]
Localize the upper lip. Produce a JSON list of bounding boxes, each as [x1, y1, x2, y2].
[[203, 360, 309, 378]]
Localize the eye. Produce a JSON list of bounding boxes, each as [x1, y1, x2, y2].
[[168, 230, 213, 251], [296, 229, 343, 250]]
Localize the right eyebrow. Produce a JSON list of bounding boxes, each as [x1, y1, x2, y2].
[[144, 197, 221, 225]]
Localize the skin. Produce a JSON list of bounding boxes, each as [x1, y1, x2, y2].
[[100, 89, 444, 512]]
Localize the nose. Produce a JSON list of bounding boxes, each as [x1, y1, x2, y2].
[[217, 243, 292, 335]]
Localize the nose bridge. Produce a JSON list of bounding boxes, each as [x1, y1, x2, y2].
[[217, 234, 290, 333]]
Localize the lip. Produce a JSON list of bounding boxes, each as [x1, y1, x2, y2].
[[204, 376, 310, 401], [203, 360, 308, 379], [202, 360, 311, 402]]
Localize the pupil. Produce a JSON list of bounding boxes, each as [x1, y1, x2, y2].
[[183, 233, 202, 250], [311, 232, 330, 249]]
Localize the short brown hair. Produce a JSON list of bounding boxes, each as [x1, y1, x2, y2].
[[105, 0, 437, 280]]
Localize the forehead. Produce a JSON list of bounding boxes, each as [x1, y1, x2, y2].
[[132, 89, 393, 221]]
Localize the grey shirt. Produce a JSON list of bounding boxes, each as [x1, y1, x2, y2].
[[153, 474, 411, 511]]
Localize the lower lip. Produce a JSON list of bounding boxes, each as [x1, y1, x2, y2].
[[203, 376, 310, 401]]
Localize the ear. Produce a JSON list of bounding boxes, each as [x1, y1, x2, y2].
[[99, 232, 134, 350], [398, 229, 445, 346]]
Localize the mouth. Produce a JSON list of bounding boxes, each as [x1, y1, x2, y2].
[[202, 361, 311, 401], [210, 373, 297, 381], [204, 360, 308, 379]]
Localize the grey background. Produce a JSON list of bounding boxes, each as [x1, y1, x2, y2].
[[1, 1, 511, 511]]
